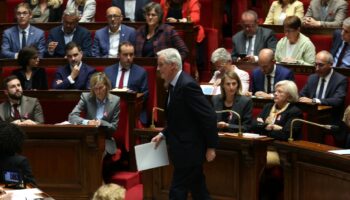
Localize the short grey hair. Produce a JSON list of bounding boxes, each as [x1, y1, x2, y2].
[[318, 50, 334, 64], [211, 48, 232, 63], [275, 80, 299, 103], [63, 7, 80, 17], [344, 17, 350, 28], [157, 48, 182, 70], [242, 10, 258, 21]]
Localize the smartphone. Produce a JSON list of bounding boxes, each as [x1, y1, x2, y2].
[[3, 170, 22, 184]]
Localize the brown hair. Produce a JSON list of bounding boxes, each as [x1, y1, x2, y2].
[[89, 72, 112, 97], [220, 71, 242, 100], [283, 15, 301, 30]]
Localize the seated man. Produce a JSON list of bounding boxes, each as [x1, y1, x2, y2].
[[1, 2, 45, 58], [231, 10, 277, 62], [300, 50, 348, 124], [250, 48, 294, 98], [46, 7, 92, 57], [0, 75, 44, 125], [112, 0, 150, 21], [104, 41, 148, 124], [92, 6, 136, 58], [303, 0, 348, 28], [52, 42, 96, 90], [330, 17, 350, 68]]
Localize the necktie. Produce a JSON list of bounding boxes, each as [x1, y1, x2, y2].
[[13, 104, 21, 120], [168, 84, 174, 106], [266, 75, 272, 93], [21, 30, 26, 48], [118, 68, 126, 88], [247, 37, 253, 55], [317, 78, 326, 99], [335, 42, 348, 67]]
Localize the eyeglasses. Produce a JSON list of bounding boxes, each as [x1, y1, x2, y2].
[[107, 14, 122, 19], [241, 23, 256, 28], [315, 62, 327, 68], [16, 12, 29, 17]]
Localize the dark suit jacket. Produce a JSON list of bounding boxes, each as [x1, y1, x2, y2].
[[252, 103, 303, 141], [112, 0, 150, 21], [212, 94, 253, 132], [92, 25, 136, 57], [300, 71, 348, 122], [52, 63, 96, 90], [46, 25, 92, 57], [251, 64, 294, 93], [231, 26, 277, 60], [0, 95, 44, 123], [0, 154, 36, 185], [330, 29, 350, 68], [1, 25, 46, 58], [104, 63, 149, 124], [12, 67, 48, 90], [163, 71, 218, 168]]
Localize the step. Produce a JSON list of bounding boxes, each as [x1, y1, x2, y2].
[[110, 171, 140, 189], [125, 184, 143, 200]]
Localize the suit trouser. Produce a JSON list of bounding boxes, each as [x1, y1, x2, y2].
[[169, 164, 211, 200]]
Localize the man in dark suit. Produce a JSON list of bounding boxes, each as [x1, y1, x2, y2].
[[231, 10, 277, 62], [46, 7, 92, 57], [1, 2, 45, 58], [52, 42, 96, 90], [0, 75, 44, 125], [250, 48, 294, 98], [104, 41, 148, 124], [152, 48, 218, 199], [300, 50, 348, 123], [112, 0, 150, 21], [330, 17, 350, 68], [92, 6, 136, 58]]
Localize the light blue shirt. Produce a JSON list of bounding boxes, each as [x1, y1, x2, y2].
[[82, 97, 107, 125]]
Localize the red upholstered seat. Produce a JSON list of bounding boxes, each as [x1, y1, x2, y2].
[[110, 171, 141, 190], [309, 35, 332, 52], [94, 0, 111, 22], [125, 184, 143, 200]]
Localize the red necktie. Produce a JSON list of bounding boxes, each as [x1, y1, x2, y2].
[[13, 104, 20, 120], [118, 68, 126, 89]]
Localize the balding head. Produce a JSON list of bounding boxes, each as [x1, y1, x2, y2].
[[106, 6, 123, 32], [258, 49, 275, 74], [315, 50, 333, 77]]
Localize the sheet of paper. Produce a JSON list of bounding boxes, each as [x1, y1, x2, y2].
[[3, 188, 44, 200], [135, 140, 169, 171], [328, 149, 350, 155], [200, 85, 221, 95]]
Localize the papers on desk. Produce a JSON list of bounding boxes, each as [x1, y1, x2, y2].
[[200, 85, 221, 95], [111, 87, 129, 92], [2, 188, 44, 199], [219, 132, 267, 139], [135, 140, 169, 171], [328, 149, 350, 155]]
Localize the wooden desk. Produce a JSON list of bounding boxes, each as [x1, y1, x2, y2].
[[20, 125, 104, 200], [274, 140, 350, 200], [133, 128, 273, 200]]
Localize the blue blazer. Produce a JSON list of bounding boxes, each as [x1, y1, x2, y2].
[[251, 64, 294, 93], [92, 25, 136, 57], [46, 25, 92, 57], [330, 29, 350, 68], [52, 63, 96, 90], [104, 63, 149, 124], [112, 0, 150, 21], [1, 25, 45, 58]]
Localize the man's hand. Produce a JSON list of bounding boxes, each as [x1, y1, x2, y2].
[[255, 91, 273, 99], [88, 119, 101, 127], [217, 121, 228, 129], [48, 41, 58, 53], [151, 133, 164, 149], [70, 65, 80, 80], [243, 91, 253, 96], [299, 97, 313, 103], [56, 79, 63, 85], [242, 55, 255, 63], [19, 119, 37, 125], [303, 17, 321, 27], [166, 17, 178, 22], [206, 148, 216, 162]]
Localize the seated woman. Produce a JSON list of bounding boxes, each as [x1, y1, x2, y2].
[[66, 0, 96, 22], [252, 80, 303, 141], [212, 71, 253, 133], [26, 0, 63, 23], [0, 122, 36, 185], [135, 2, 189, 60], [92, 183, 125, 200], [68, 72, 120, 156], [275, 16, 315, 65], [264, 0, 304, 25], [12, 46, 48, 90]]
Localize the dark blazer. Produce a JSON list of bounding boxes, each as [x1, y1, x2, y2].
[[1, 25, 46, 58], [251, 64, 294, 93], [92, 25, 136, 57], [46, 25, 92, 57], [163, 71, 218, 168], [231, 26, 277, 60], [334, 121, 350, 148], [104, 63, 149, 124], [135, 24, 189, 60], [330, 29, 350, 68], [212, 94, 253, 132], [112, 0, 150, 21], [252, 103, 303, 141], [52, 63, 96, 90], [300, 71, 348, 122], [12, 67, 48, 90], [0, 154, 36, 185]]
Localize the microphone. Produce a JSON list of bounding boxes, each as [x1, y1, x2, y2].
[[288, 118, 339, 142], [150, 107, 164, 129], [215, 110, 242, 136]]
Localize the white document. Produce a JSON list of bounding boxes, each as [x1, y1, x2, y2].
[[328, 149, 350, 155], [135, 140, 169, 171], [200, 85, 221, 95], [3, 188, 44, 200]]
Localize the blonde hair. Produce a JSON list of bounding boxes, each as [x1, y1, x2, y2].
[[89, 72, 112, 96], [92, 184, 126, 200], [343, 106, 350, 124]]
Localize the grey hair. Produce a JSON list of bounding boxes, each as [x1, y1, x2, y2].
[[343, 105, 350, 123], [210, 48, 232, 63], [318, 50, 334, 64], [63, 7, 80, 17], [143, 2, 163, 24], [344, 17, 350, 28], [157, 48, 182, 70], [242, 10, 258, 21], [275, 80, 299, 103]]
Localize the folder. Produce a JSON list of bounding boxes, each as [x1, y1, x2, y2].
[[134, 140, 169, 171]]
